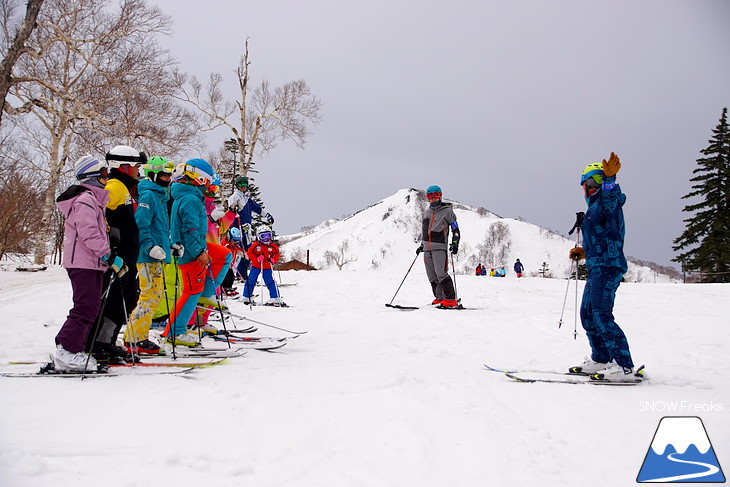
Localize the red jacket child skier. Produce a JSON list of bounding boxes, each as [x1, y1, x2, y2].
[[241, 225, 284, 306]]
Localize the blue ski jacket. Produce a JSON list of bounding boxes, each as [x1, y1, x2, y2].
[[170, 183, 207, 265], [582, 176, 627, 272], [136, 179, 171, 264]]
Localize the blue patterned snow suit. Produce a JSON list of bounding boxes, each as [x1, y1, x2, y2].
[[579, 176, 633, 368]]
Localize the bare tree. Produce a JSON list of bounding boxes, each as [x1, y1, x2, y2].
[[0, 167, 43, 260], [476, 221, 512, 267], [0, 0, 44, 127], [323, 240, 357, 270], [6, 0, 201, 264], [175, 38, 323, 179]]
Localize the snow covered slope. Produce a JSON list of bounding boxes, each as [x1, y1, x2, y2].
[[282, 188, 675, 282], [0, 267, 727, 487]]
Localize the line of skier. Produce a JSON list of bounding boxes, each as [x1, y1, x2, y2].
[[474, 264, 522, 277], [54, 147, 281, 373]]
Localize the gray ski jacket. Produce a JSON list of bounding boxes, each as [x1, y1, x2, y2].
[[421, 202, 457, 252]]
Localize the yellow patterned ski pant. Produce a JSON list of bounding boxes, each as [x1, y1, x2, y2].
[[124, 262, 164, 343]]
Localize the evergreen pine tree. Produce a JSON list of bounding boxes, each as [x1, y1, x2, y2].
[[672, 108, 730, 283]]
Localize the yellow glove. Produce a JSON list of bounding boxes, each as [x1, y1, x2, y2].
[[569, 247, 586, 261], [602, 152, 621, 178]]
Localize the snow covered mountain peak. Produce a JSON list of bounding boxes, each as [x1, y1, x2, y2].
[[280, 188, 675, 282]]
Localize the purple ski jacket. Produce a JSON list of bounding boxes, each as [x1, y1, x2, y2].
[[56, 184, 111, 271]]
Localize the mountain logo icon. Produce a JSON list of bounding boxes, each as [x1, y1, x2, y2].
[[637, 416, 725, 483]]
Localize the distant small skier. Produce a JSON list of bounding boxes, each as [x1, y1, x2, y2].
[[499, 266, 506, 277], [416, 185, 459, 308], [480, 266, 487, 276], [514, 259, 524, 278], [475, 264, 483, 276], [568, 152, 636, 382]]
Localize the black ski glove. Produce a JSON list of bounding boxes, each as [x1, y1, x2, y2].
[[416, 244, 424, 255], [449, 229, 460, 255]]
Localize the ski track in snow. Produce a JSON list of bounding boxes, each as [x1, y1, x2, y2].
[[0, 267, 728, 487]]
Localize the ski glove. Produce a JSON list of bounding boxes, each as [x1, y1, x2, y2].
[[263, 212, 274, 224], [149, 245, 166, 260], [104, 254, 127, 278], [602, 152, 621, 178], [449, 228, 460, 254], [210, 208, 226, 221], [416, 244, 424, 255], [569, 247, 586, 261], [171, 243, 185, 258]]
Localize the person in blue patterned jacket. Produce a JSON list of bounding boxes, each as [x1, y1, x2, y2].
[[567, 152, 635, 382]]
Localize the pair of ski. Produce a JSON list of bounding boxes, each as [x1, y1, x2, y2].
[[203, 334, 292, 351], [1, 355, 235, 378], [385, 300, 470, 311], [196, 306, 308, 336], [484, 364, 645, 386]]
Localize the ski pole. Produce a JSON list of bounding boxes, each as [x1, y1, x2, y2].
[[386, 253, 419, 307], [120, 287, 137, 366], [206, 263, 232, 348], [558, 211, 584, 336], [558, 258, 575, 329], [573, 227, 582, 340], [81, 272, 117, 377], [169, 256, 180, 359], [230, 314, 307, 335], [161, 263, 176, 361], [270, 259, 284, 306], [450, 253, 458, 301]]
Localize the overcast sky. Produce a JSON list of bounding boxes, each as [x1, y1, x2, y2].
[[151, 0, 729, 268]]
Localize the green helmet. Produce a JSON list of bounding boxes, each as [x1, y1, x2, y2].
[[234, 176, 249, 189], [580, 162, 604, 186], [143, 157, 175, 178]]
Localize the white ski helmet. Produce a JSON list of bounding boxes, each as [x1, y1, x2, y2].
[[74, 155, 108, 182], [105, 145, 147, 169], [256, 225, 272, 243]]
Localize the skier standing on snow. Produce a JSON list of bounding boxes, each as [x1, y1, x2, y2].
[[88, 145, 146, 363], [241, 225, 283, 306], [416, 185, 460, 308], [513, 259, 524, 277], [164, 159, 231, 346], [568, 152, 635, 382], [54, 156, 124, 372], [226, 176, 274, 280], [122, 157, 174, 356]]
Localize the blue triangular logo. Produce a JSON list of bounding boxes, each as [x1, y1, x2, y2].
[[637, 416, 726, 483]]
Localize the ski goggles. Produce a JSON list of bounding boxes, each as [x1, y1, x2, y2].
[[426, 191, 442, 200], [203, 184, 219, 197], [258, 232, 272, 243], [583, 177, 601, 188]]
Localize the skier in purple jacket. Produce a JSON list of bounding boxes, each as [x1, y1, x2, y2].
[[54, 156, 125, 372]]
